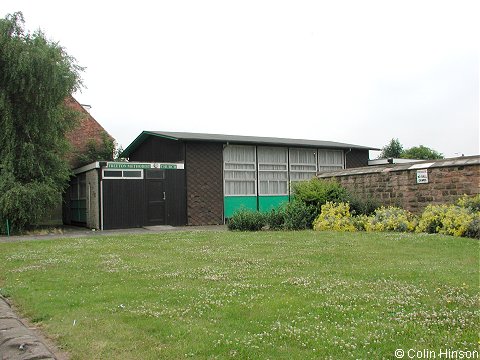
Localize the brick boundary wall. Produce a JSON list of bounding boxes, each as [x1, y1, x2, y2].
[[317, 156, 480, 214]]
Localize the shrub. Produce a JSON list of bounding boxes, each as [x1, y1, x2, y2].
[[283, 200, 315, 230], [313, 202, 356, 232], [416, 204, 474, 237], [263, 208, 285, 230], [365, 206, 416, 232], [465, 213, 480, 239], [291, 178, 349, 209], [227, 209, 265, 231], [457, 194, 480, 212], [347, 194, 381, 216], [352, 214, 369, 231]]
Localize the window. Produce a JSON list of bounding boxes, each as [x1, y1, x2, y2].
[[70, 173, 86, 223], [318, 149, 344, 172], [145, 169, 165, 179], [103, 170, 122, 178], [70, 173, 86, 199], [102, 169, 144, 179], [289, 148, 317, 182], [224, 145, 256, 196], [258, 147, 288, 195]]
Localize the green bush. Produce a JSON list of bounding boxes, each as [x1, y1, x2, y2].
[[283, 200, 315, 230], [347, 194, 381, 216], [465, 213, 480, 239], [291, 178, 349, 208], [263, 208, 285, 230], [416, 204, 474, 237], [352, 214, 369, 231], [365, 206, 417, 232], [227, 209, 265, 231], [313, 202, 356, 232], [457, 194, 480, 212]]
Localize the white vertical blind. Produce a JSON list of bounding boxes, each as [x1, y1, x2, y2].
[[258, 147, 288, 195], [223, 145, 257, 195], [289, 148, 317, 182]]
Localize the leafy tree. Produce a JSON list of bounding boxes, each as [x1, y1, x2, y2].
[[378, 138, 403, 158], [401, 145, 444, 160], [378, 139, 444, 160], [0, 12, 83, 232]]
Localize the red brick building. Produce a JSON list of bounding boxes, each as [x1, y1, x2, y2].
[[64, 96, 114, 168], [41, 96, 114, 225]]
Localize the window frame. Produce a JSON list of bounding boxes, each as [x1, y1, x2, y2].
[[257, 146, 289, 196], [102, 169, 144, 180], [317, 149, 345, 172], [289, 147, 318, 182], [223, 145, 257, 196]]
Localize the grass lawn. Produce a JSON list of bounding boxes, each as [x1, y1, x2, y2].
[[0, 231, 478, 359]]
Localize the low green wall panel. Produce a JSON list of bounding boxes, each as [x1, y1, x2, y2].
[[258, 196, 289, 212], [224, 196, 257, 218]]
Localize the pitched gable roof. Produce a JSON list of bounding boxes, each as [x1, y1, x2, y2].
[[121, 130, 378, 158]]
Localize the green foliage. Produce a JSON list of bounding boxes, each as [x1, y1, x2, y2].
[[417, 204, 474, 237], [379, 138, 403, 158], [263, 208, 285, 230], [347, 194, 381, 216], [365, 206, 417, 232], [0, 12, 83, 231], [457, 194, 480, 212], [282, 200, 315, 230], [291, 178, 349, 208], [229, 201, 315, 232], [74, 132, 116, 167], [351, 214, 370, 231], [378, 138, 444, 160], [401, 145, 444, 160], [228, 194, 480, 238], [227, 208, 265, 231], [464, 213, 480, 239], [313, 202, 356, 232]]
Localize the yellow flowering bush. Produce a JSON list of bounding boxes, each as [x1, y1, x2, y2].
[[313, 202, 356, 232], [365, 206, 417, 232], [456, 194, 480, 212], [416, 204, 475, 237]]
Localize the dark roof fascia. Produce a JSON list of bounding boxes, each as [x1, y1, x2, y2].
[[121, 130, 379, 158]]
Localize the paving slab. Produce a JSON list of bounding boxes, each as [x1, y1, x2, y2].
[[0, 297, 57, 360]]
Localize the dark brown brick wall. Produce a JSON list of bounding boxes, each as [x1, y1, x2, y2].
[[345, 149, 369, 168], [185, 142, 224, 225]]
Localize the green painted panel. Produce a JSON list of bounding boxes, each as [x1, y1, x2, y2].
[[224, 196, 257, 218], [71, 199, 87, 223], [258, 196, 289, 212]]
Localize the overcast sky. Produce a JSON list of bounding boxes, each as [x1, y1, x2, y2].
[[2, 0, 479, 158]]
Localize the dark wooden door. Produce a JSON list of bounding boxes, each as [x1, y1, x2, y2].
[[146, 179, 166, 225]]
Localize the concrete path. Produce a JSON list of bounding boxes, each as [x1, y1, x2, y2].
[[0, 224, 227, 243], [0, 296, 57, 360]]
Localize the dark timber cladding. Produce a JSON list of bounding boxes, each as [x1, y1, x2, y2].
[[102, 169, 186, 230], [128, 135, 185, 163], [102, 179, 145, 229]]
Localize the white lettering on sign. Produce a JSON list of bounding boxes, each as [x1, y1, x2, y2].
[[416, 169, 428, 184]]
